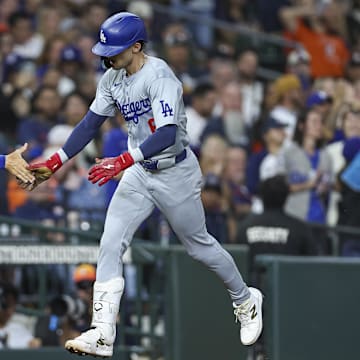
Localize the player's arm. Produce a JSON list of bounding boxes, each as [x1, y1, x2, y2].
[[24, 110, 107, 190]]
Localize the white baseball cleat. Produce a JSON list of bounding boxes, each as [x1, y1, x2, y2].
[[233, 287, 263, 345], [65, 328, 113, 358]]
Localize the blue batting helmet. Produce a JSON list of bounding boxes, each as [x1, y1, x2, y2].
[[92, 12, 147, 57]]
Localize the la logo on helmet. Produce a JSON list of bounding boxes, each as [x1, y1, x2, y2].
[[100, 29, 107, 43]]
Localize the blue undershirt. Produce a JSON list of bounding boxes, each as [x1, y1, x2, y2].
[[0, 155, 5, 169], [62, 110, 177, 160]]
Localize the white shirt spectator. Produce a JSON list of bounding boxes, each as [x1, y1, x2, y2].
[[0, 319, 34, 348], [242, 82, 263, 127], [13, 33, 44, 60], [185, 106, 207, 148], [270, 105, 297, 141]]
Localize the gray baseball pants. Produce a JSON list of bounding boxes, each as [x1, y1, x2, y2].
[[96, 149, 250, 305]]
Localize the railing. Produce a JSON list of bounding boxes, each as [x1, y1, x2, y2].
[[1, 215, 360, 359]]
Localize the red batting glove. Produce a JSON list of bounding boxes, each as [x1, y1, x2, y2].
[[28, 152, 63, 173], [88, 152, 134, 186], [25, 153, 63, 190]]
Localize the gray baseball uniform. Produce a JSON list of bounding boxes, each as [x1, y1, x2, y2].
[[90, 55, 249, 305]]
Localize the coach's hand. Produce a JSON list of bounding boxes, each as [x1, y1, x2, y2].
[[24, 153, 63, 191], [88, 152, 134, 186]]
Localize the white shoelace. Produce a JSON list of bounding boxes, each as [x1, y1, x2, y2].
[[234, 300, 251, 326]]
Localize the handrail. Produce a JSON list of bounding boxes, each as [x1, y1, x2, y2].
[[0, 215, 100, 241]]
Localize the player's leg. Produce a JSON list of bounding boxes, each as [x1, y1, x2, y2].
[[65, 167, 155, 357], [153, 151, 263, 345]]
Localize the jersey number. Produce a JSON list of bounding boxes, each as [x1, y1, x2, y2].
[[147, 118, 156, 133]]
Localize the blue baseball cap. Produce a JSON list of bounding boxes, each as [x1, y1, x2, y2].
[[306, 91, 333, 109], [262, 117, 287, 134], [60, 45, 83, 63]]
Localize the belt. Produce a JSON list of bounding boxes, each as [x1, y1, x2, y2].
[[141, 149, 187, 171]]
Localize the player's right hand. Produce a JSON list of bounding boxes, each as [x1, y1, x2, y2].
[[88, 152, 134, 186], [23, 153, 63, 191]]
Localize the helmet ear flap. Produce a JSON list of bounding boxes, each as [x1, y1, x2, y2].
[[101, 57, 112, 69]]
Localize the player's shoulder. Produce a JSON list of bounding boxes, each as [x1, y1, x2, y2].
[[145, 55, 179, 82], [98, 68, 126, 88]]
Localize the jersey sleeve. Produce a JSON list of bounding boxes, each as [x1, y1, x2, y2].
[[148, 77, 182, 128], [90, 71, 116, 117], [0, 154, 5, 169]]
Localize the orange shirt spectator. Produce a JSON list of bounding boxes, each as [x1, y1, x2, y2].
[[284, 19, 349, 78]]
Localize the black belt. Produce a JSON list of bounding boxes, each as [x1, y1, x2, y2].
[[141, 149, 187, 171]]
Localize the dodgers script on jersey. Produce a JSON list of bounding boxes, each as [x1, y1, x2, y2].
[[90, 56, 189, 160]]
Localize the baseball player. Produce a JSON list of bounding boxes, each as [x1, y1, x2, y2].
[[25, 13, 263, 357], [0, 143, 35, 184]]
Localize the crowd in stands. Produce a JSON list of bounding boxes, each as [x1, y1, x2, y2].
[[1, 0, 360, 351]]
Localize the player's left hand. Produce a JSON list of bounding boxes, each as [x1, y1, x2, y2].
[[88, 152, 134, 186]]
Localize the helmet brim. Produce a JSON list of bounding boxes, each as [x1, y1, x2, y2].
[[91, 42, 129, 57]]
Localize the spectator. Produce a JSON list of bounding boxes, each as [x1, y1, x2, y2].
[[61, 91, 98, 170], [57, 45, 84, 97], [71, 264, 95, 330], [258, 117, 288, 181], [34, 291, 87, 347], [185, 82, 217, 152], [246, 117, 288, 213], [224, 145, 252, 219], [160, 23, 205, 103], [224, 145, 252, 241], [36, 5, 63, 42], [237, 49, 264, 128], [327, 101, 360, 224], [208, 57, 238, 116], [214, 0, 258, 57], [286, 48, 312, 93], [346, 51, 360, 84], [201, 81, 249, 148], [201, 173, 229, 244], [16, 85, 61, 160], [237, 174, 315, 273], [36, 34, 66, 79], [0, 281, 38, 349], [306, 90, 333, 114], [199, 134, 228, 176], [80, 1, 108, 40], [338, 137, 360, 255], [77, 34, 102, 75], [280, 1, 350, 78], [8, 11, 44, 60], [306, 89, 334, 139], [269, 74, 303, 142], [283, 108, 333, 224]]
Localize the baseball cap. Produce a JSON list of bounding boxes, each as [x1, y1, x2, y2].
[[306, 91, 333, 108], [349, 52, 360, 67], [60, 45, 83, 63], [262, 117, 287, 134], [73, 264, 96, 283], [287, 48, 311, 66]]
